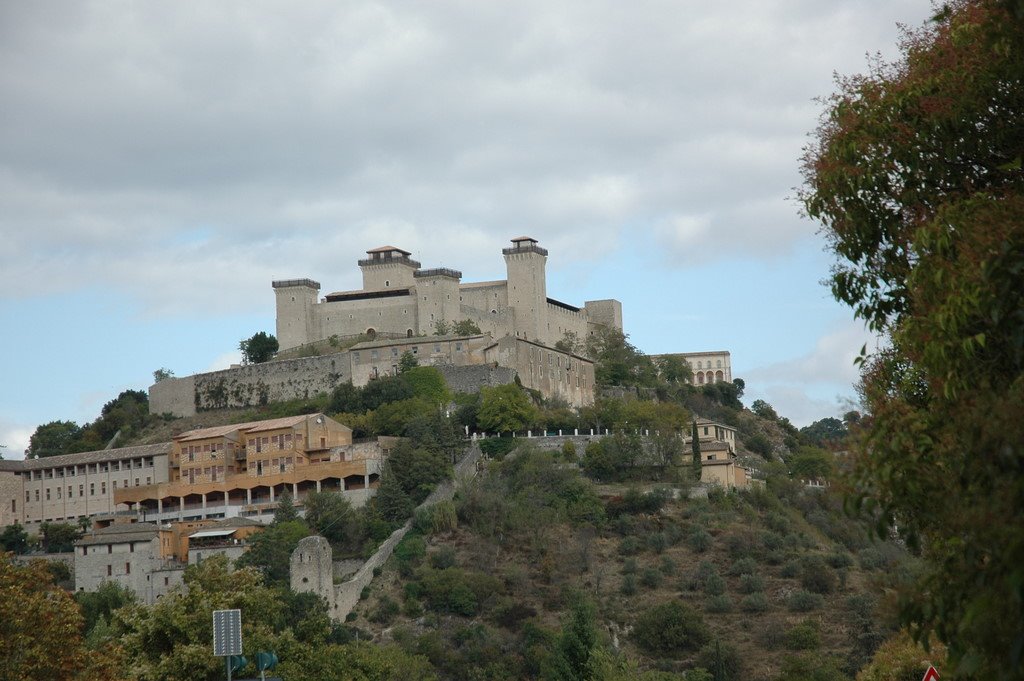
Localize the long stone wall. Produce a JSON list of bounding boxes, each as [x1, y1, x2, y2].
[[323, 442, 484, 622], [436, 364, 517, 394]]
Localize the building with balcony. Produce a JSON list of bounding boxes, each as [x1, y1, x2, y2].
[[114, 414, 386, 524]]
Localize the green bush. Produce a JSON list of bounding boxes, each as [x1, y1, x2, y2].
[[429, 546, 457, 570], [618, 536, 643, 556], [785, 621, 821, 650], [688, 526, 712, 553], [739, 592, 769, 613], [479, 437, 519, 459], [620, 573, 637, 596], [696, 641, 744, 681], [705, 594, 733, 613], [622, 558, 637, 575], [826, 551, 854, 569], [787, 589, 824, 612], [799, 556, 837, 595], [738, 573, 765, 594], [640, 567, 663, 589], [403, 598, 424, 618], [728, 557, 758, 576], [647, 531, 668, 554], [370, 595, 400, 625], [704, 573, 726, 596], [660, 556, 676, 576], [394, 535, 427, 577], [780, 560, 801, 578], [632, 601, 710, 655], [560, 440, 577, 460]]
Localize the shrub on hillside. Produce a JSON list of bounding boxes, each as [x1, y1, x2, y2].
[[799, 556, 837, 595], [705, 594, 733, 613], [739, 592, 770, 613], [696, 642, 744, 681], [688, 526, 712, 553], [788, 589, 824, 612], [826, 551, 854, 569], [738, 573, 765, 594], [479, 437, 519, 459], [728, 557, 758, 576], [640, 567, 663, 589], [785, 620, 821, 651], [632, 601, 710, 655]]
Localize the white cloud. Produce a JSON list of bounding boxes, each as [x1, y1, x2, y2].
[[743, 319, 882, 426], [0, 0, 927, 316]]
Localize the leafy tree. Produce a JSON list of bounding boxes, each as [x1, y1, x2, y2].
[[371, 473, 414, 523], [239, 331, 279, 364], [554, 331, 583, 356], [304, 491, 363, 552], [632, 600, 710, 655], [361, 375, 415, 411], [432, 319, 452, 335], [788, 446, 834, 480], [800, 1, 1024, 676], [387, 440, 451, 504], [585, 327, 658, 388], [398, 350, 419, 373], [0, 523, 29, 554], [273, 489, 299, 524], [0, 554, 116, 680], [75, 580, 135, 639], [400, 366, 449, 404], [452, 319, 483, 335], [656, 355, 693, 385], [27, 420, 82, 458], [799, 417, 847, 447], [750, 399, 778, 421], [40, 522, 81, 553], [477, 384, 537, 434], [235, 520, 310, 585], [547, 595, 598, 681], [152, 367, 174, 382], [328, 381, 362, 414]]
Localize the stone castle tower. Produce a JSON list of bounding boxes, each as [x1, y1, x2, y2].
[[272, 237, 622, 351], [290, 535, 335, 609]]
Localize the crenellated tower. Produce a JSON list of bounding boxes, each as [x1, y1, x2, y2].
[[503, 236, 548, 343], [359, 246, 420, 290], [273, 278, 320, 350]]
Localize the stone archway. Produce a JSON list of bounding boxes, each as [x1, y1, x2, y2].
[[365, 328, 376, 340], [716, 370, 724, 382]]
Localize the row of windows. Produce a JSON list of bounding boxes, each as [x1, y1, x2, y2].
[[26, 476, 150, 502], [27, 456, 155, 481], [693, 359, 725, 370]]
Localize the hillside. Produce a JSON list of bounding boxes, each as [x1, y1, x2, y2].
[[347, 444, 909, 680]]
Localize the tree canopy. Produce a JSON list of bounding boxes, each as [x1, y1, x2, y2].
[[239, 331, 279, 364], [800, 1, 1024, 677]]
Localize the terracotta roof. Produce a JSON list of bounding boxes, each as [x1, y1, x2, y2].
[[15, 442, 172, 471], [365, 245, 412, 255], [210, 516, 264, 529], [176, 415, 312, 442]]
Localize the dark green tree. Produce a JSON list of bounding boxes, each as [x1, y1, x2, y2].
[[371, 474, 414, 523], [27, 421, 82, 458], [477, 384, 537, 434], [239, 331, 279, 364], [235, 520, 310, 585], [657, 355, 693, 385], [39, 522, 81, 553], [547, 595, 598, 681], [585, 327, 657, 388], [398, 351, 418, 373], [0, 523, 29, 554], [452, 319, 483, 335], [304, 491, 363, 552], [799, 417, 847, 447], [273, 489, 299, 524], [800, 1, 1024, 675], [152, 368, 174, 383], [360, 375, 415, 411], [328, 382, 362, 414]]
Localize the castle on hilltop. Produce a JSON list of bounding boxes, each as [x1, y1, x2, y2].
[[273, 237, 623, 351]]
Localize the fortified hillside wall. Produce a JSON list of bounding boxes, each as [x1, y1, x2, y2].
[[436, 364, 517, 394], [150, 353, 353, 417], [150, 348, 522, 418]]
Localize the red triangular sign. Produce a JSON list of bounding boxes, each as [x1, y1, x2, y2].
[[922, 666, 940, 681]]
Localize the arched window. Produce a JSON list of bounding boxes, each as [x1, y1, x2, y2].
[[407, 329, 413, 338], [366, 328, 376, 340], [716, 370, 724, 382]]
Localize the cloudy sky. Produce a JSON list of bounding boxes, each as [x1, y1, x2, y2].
[[0, 0, 925, 457]]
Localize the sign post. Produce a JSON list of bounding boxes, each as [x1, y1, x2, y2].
[[212, 609, 243, 681]]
